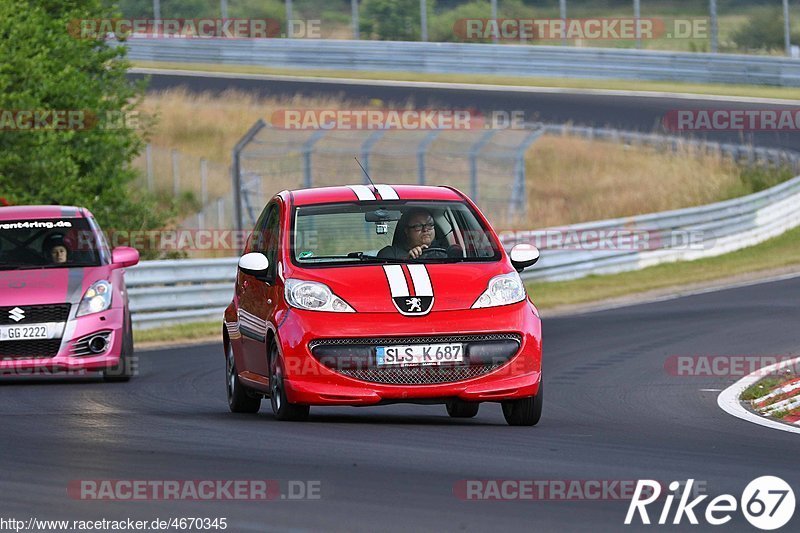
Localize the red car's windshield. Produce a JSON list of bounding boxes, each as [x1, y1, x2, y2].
[[292, 201, 501, 265], [0, 218, 104, 270]]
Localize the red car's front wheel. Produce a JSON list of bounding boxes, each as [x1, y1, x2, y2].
[[501, 382, 543, 426]]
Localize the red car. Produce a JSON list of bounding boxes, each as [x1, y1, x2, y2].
[[223, 185, 542, 425]]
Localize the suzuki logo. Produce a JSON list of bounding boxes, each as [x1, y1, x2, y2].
[[8, 307, 24, 322]]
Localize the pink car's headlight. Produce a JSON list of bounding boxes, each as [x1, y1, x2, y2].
[[76, 280, 112, 317]]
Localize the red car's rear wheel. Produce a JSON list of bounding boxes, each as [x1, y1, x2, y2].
[[225, 339, 260, 413], [446, 400, 480, 418], [269, 342, 309, 422]]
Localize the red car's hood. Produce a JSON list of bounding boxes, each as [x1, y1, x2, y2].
[[290, 262, 511, 313], [0, 266, 110, 306]]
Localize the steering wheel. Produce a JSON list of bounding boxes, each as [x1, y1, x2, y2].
[[420, 247, 449, 259]]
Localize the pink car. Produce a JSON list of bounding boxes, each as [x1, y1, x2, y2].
[[0, 205, 139, 380]]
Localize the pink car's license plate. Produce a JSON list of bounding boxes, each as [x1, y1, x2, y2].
[[0, 325, 51, 342]]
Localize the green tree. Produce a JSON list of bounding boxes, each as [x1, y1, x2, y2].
[[732, 8, 800, 52], [0, 0, 166, 238], [360, 0, 433, 41]]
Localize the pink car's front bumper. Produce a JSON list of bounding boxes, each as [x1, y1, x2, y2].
[[0, 307, 123, 375]]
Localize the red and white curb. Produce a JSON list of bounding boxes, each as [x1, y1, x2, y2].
[[717, 356, 800, 435], [753, 377, 800, 418]]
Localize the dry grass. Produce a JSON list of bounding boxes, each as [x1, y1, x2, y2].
[[135, 89, 749, 230], [133, 89, 375, 207], [524, 134, 742, 227], [138, 88, 366, 163]]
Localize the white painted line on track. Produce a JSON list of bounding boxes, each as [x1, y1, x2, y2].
[[717, 356, 800, 435], [130, 67, 800, 105]]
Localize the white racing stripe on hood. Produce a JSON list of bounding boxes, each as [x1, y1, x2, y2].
[[407, 264, 433, 297], [374, 184, 399, 200], [348, 185, 376, 201], [383, 265, 410, 297]]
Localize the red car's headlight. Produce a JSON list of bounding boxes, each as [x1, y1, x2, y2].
[[284, 279, 355, 313], [472, 272, 526, 309]]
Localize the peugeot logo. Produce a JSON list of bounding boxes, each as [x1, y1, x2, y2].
[[405, 297, 423, 312], [8, 307, 24, 322], [392, 295, 433, 316]]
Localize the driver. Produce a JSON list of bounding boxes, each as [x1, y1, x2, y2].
[[378, 208, 441, 259], [43, 234, 69, 264]]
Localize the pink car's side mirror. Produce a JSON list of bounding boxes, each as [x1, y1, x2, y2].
[[111, 246, 140, 268]]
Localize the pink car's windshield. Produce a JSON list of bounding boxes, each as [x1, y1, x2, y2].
[[0, 218, 103, 270]]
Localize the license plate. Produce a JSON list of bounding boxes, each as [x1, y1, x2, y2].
[[0, 324, 52, 342], [376, 343, 464, 366]]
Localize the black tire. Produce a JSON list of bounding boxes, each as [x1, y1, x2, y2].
[[225, 338, 260, 413], [269, 343, 309, 421], [446, 400, 480, 418], [103, 313, 134, 382], [502, 382, 543, 426]]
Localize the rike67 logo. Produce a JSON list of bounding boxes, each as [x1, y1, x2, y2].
[[625, 477, 795, 530]]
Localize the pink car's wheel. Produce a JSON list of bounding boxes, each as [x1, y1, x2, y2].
[[225, 339, 260, 413], [269, 343, 309, 422], [103, 313, 133, 382]]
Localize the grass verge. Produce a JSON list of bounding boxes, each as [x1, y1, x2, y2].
[[134, 320, 219, 345], [741, 377, 787, 401], [132, 61, 800, 101]]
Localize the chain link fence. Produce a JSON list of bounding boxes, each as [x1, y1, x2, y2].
[[132, 145, 235, 230], [233, 122, 545, 230]]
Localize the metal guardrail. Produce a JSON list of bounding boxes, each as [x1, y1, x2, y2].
[[124, 38, 800, 87], [127, 258, 237, 329]]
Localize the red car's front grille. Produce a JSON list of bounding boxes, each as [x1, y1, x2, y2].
[[0, 339, 62, 359], [337, 363, 503, 385], [309, 334, 521, 385]]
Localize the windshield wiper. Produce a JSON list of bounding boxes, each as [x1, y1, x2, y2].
[[356, 256, 396, 264], [1, 264, 92, 271]]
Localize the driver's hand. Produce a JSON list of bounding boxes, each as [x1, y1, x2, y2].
[[408, 244, 428, 258]]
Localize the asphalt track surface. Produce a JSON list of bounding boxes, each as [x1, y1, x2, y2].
[[131, 71, 800, 151], [2, 275, 798, 532]]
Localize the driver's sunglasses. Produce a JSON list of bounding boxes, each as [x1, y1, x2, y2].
[[408, 222, 435, 232]]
